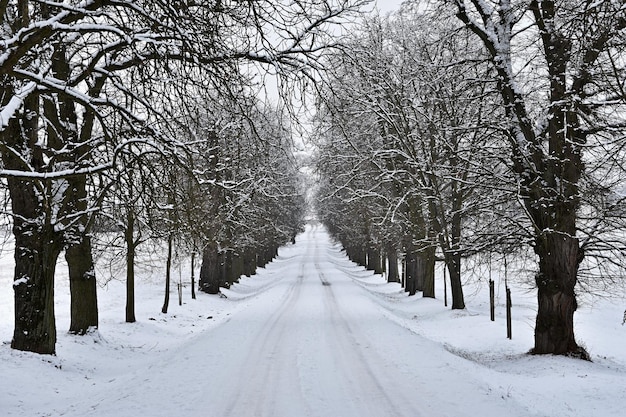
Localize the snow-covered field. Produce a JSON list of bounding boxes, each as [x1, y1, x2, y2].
[[1, 224, 625, 416]]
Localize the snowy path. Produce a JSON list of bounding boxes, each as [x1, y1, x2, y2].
[[5, 224, 539, 417]]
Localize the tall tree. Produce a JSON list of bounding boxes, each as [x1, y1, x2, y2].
[[448, 0, 626, 356]]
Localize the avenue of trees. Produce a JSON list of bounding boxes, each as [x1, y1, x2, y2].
[[2, 0, 625, 360], [0, 0, 366, 355], [314, 0, 626, 358]]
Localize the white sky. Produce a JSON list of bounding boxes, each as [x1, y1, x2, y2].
[[258, 0, 407, 117], [374, 0, 405, 14]]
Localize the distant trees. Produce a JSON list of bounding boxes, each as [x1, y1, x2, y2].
[[1, 0, 365, 355], [193, 100, 306, 295], [314, 8, 508, 308]]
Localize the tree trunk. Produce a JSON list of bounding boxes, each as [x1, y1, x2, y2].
[[355, 246, 367, 267], [66, 235, 98, 334], [445, 252, 465, 309], [405, 251, 416, 295], [162, 234, 173, 313], [217, 250, 227, 287], [401, 256, 406, 289], [414, 254, 424, 292], [221, 250, 233, 287], [7, 179, 61, 354], [532, 233, 583, 356], [199, 243, 220, 294], [263, 248, 273, 266], [405, 245, 436, 297], [243, 248, 255, 277], [381, 252, 387, 274], [42, 39, 99, 335], [345, 246, 354, 263], [440, 180, 463, 303], [422, 246, 436, 299], [11, 215, 62, 354], [386, 247, 399, 283], [367, 247, 383, 274], [256, 249, 266, 268], [231, 252, 243, 285]]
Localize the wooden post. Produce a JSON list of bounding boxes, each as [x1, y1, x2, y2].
[[178, 282, 183, 306], [489, 279, 495, 322], [191, 251, 196, 300], [443, 265, 448, 308], [505, 256, 511, 339], [401, 256, 406, 289], [489, 253, 494, 321], [506, 286, 512, 339]]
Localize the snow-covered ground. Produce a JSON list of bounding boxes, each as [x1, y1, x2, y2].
[[1, 224, 625, 416]]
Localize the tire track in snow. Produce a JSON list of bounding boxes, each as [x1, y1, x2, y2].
[[221, 231, 314, 417], [313, 240, 422, 417]]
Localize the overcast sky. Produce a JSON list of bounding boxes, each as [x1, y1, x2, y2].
[[374, 0, 404, 14]]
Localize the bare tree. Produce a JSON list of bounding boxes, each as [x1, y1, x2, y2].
[[314, 9, 507, 308], [196, 100, 306, 294], [1, 0, 367, 354], [448, 0, 626, 357]]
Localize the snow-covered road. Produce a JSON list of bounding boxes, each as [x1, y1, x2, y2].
[[41, 224, 533, 417]]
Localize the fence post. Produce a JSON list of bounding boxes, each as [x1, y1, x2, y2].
[[489, 279, 495, 322], [191, 251, 196, 300], [506, 286, 512, 339], [443, 266, 448, 308]]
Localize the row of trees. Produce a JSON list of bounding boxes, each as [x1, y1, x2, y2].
[[315, 4, 516, 308], [0, 0, 366, 355], [314, 0, 626, 357]]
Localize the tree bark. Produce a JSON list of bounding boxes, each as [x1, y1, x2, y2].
[[231, 252, 243, 285], [199, 243, 220, 294], [10, 211, 62, 354], [61, 171, 98, 333], [66, 235, 98, 333], [532, 233, 583, 356], [354, 246, 367, 267], [42, 39, 99, 335], [3, 145, 61, 354], [220, 250, 232, 288], [386, 247, 400, 283], [366, 247, 383, 274], [243, 248, 256, 277], [401, 256, 406, 289], [422, 246, 436, 299], [256, 248, 267, 268], [445, 252, 465, 309], [62, 170, 98, 334], [414, 254, 424, 292], [405, 251, 416, 295]]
